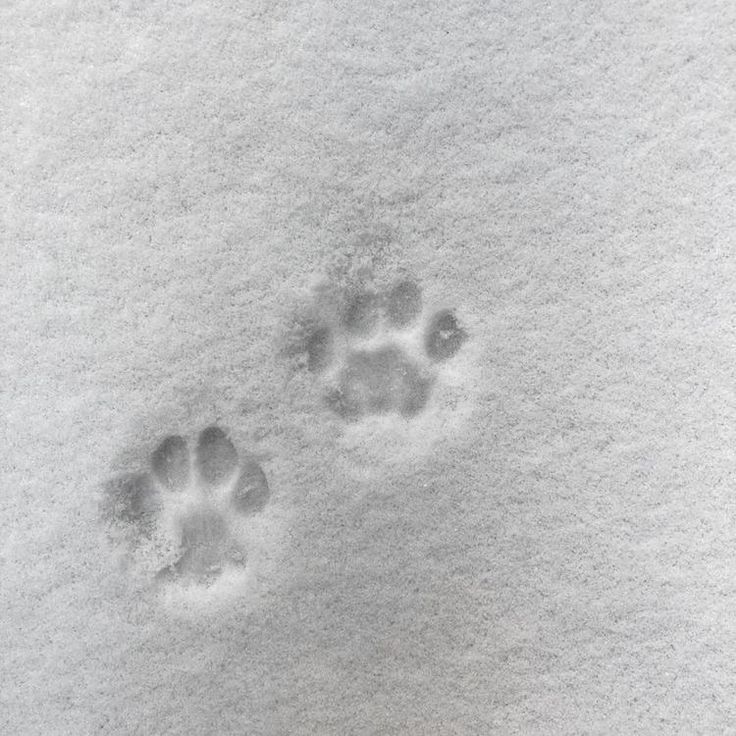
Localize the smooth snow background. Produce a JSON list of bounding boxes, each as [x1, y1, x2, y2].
[[3, 1, 736, 733]]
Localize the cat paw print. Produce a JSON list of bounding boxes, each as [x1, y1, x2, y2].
[[287, 277, 469, 422], [102, 425, 270, 589]]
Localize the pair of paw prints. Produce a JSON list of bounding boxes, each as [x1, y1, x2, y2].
[[102, 425, 269, 590], [290, 277, 468, 422], [103, 274, 472, 599]]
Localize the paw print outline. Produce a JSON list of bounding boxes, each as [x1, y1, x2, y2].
[[286, 275, 469, 422], [102, 425, 270, 587]]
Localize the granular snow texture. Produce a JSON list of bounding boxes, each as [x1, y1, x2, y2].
[[3, 1, 736, 734]]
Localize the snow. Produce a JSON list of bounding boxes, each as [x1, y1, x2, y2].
[[3, 0, 736, 733]]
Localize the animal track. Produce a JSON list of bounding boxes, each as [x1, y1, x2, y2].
[[288, 277, 468, 422], [103, 425, 269, 587]]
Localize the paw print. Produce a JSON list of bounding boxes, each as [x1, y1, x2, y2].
[[102, 425, 270, 589], [287, 276, 469, 422]]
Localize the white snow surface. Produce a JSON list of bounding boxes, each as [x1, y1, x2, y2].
[[3, 1, 736, 733]]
